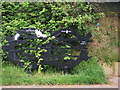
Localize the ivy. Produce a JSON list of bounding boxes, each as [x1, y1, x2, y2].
[[2, 2, 102, 72]]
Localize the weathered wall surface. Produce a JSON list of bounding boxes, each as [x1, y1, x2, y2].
[[95, 14, 119, 77]]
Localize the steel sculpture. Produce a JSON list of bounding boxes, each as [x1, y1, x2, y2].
[[2, 28, 92, 74]]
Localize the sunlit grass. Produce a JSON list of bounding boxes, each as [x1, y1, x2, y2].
[[2, 57, 107, 85]]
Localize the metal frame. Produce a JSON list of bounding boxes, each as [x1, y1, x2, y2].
[[2, 28, 92, 74]]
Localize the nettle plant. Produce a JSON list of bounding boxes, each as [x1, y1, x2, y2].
[[2, 2, 102, 72]]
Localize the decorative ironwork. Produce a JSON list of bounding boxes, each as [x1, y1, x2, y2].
[[2, 28, 92, 74]]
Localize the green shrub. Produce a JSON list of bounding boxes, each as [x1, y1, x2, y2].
[[2, 2, 102, 72], [2, 2, 101, 41]]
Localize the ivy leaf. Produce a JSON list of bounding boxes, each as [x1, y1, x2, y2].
[[64, 56, 71, 60]]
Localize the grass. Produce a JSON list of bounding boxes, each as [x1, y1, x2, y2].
[[2, 57, 107, 86]]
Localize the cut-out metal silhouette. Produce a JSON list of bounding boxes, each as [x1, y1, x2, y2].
[[2, 28, 92, 74]]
